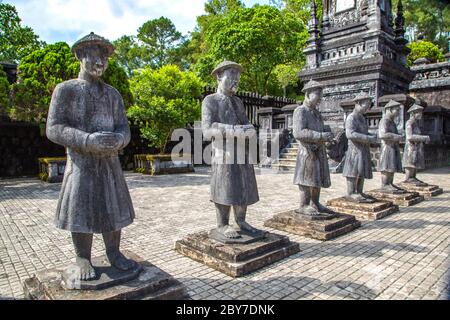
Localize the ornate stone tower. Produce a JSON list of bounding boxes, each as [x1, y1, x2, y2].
[[298, 0, 414, 130]]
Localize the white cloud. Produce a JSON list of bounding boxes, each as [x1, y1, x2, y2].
[[8, 0, 208, 45]]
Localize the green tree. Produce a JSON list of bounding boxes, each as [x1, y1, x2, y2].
[[392, 0, 450, 52], [0, 68, 10, 115], [407, 40, 445, 65], [11, 42, 79, 123], [112, 35, 145, 76], [11, 42, 133, 123], [128, 64, 203, 152], [196, 5, 307, 95], [0, 3, 44, 62]]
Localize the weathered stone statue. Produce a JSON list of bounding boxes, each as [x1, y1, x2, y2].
[[402, 104, 430, 186], [201, 60, 261, 241], [46, 32, 138, 281], [342, 94, 378, 202], [378, 100, 405, 193], [292, 80, 335, 217]]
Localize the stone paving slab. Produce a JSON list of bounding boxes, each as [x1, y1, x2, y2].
[[0, 167, 449, 300]]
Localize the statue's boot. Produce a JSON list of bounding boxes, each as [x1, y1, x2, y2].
[[379, 184, 401, 193], [311, 202, 337, 216], [392, 184, 408, 194], [405, 177, 428, 187], [360, 193, 377, 203], [295, 205, 320, 216], [345, 193, 367, 203]]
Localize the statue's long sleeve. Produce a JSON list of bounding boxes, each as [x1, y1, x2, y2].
[[378, 119, 402, 141], [113, 91, 131, 149], [46, 83, 91, 152], [202, 97, 225, 141], [346, 115, 371, 143], [292, 107, 325, 142], [405, 121, 428, 143]]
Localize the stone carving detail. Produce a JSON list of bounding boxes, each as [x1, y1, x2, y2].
[[322, 82, 376, 102], [329, 0, 362, 28]]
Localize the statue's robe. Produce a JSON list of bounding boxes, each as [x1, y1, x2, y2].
[[292, 104, 331, 188], [342, 112, 373, 179], [378, 117, 402, 173], [403, 119, 427, 170], [46, 78, 134, 233], [201, 93, 259, 206]]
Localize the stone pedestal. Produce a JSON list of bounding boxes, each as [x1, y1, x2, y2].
[[23, 251, 188, 300], [327, 197, 399, 221], [366, 190, 424, 207], [175, 231, 299, 277], [264, 210, 360, 241], [397, 182, 443, 199]]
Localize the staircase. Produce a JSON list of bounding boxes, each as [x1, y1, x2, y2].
[[273, 140, 299, 171]]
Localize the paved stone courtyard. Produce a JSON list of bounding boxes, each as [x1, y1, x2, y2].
[[0, 166, 449, 300]]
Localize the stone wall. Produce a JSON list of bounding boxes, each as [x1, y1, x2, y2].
[[0, 121, 152, 178]]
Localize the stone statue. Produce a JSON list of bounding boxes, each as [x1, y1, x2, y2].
[[342, 94, 378, 202], [46, 32, 138, 281], [201, 60, 261, 241], [292, 80, 335, 217], [402, 104, 430, 186], [378, 99, 405, 193]]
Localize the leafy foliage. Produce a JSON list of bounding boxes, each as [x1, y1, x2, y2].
[[407, 41, 445, 65], [392, 0, 450, 52], [128, 65, 204, 152], [195, 5, 307, 95], [0, 68, 10, 114], [11, 42, 79, 123], [0, 3, 44, 62], [11, 42, 133, 123]]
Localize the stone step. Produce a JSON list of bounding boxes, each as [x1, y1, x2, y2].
[[272, 164, 296, 171], [278, 159, 296, 165], [279, 154, 297, 159]]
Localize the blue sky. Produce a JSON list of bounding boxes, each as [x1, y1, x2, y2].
[[6, 0, 272, 45]]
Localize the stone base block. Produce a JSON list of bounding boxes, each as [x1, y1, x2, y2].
[[366, 189, 424, 207], [23, 251, 188, 300], [264, 210, 361, 241], [397, 183, 443, 199], [174, 231, 299, 277], [327, 197, 399, 221]]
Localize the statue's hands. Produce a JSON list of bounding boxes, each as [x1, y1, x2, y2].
[[87, 132, 121, 153], [368, 135, 378, 144], [322, 131, 334, 142], [424, 136, 431, 144]]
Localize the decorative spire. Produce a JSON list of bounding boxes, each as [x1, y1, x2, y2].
[[308, 0, 319, 41], [395, 0, 405, 40]]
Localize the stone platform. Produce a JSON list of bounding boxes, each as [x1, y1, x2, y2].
[[264, 210, 361, 241], [174, 231, 299, 278], [326, 197, 399, 221], [23, 251, 188, 300], [397, 182, 443, 199], [366, 189, 424, 207]]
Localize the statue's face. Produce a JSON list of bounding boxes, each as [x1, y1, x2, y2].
[[356, 99, 371, 113], [307, 88, 322, 106], [79, 46, 109, 78], [387, 107, 399, 117], [217, 68, 240, 94]]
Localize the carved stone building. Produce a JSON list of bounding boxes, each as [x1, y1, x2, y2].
[[298, 0, 413, 131]]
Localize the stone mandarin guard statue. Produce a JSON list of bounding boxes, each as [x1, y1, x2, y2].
[[201, 60, 262, 242], [342, 94, 378, 203], [46, 32, 138, 282], [292, 80, 336, 217], [377, 99, 406, 193], [402, 104, 430, 186]]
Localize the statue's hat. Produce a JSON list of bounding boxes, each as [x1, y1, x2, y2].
[[384, 99, 401, 110], [211, 60, 243, 76], [407, 104, 424, 113], [352, 93, 372, 102], [71, 32, 115, 57], [301, 80, 322, 93]]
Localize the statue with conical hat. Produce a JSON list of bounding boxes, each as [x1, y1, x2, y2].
[[402, 104, 430, 186], [292, 80, 336, 217], [377, 99, 406, 193], [342, 93, 378, 202], [202, 60, 262, 241], [46, 32, 138, 282]]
